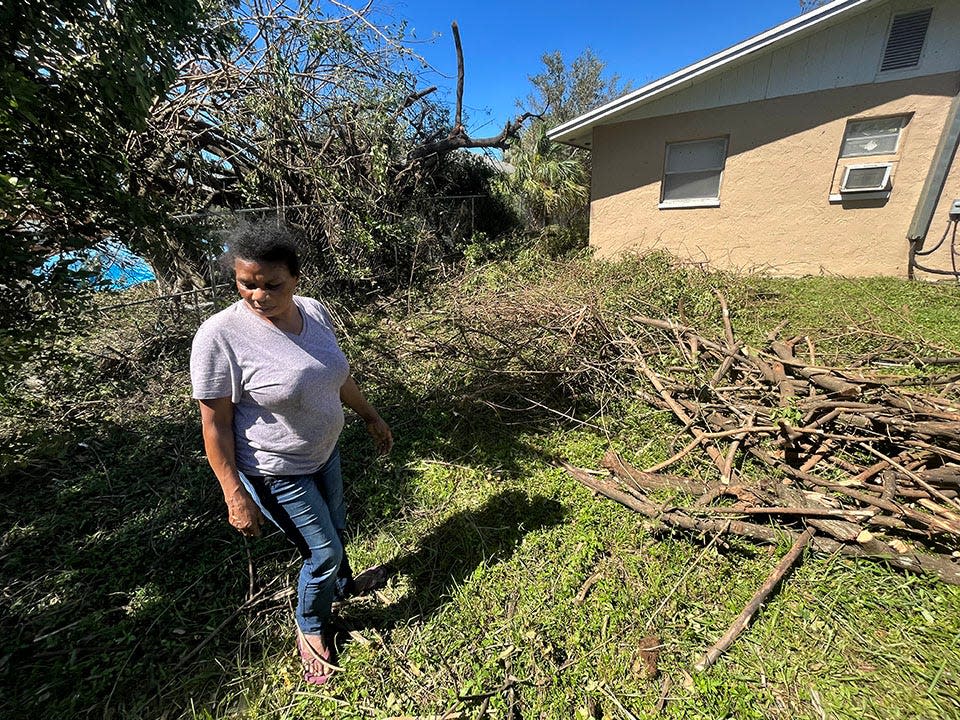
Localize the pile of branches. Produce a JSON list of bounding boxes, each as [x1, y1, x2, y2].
[[566, 291, 960, 586]]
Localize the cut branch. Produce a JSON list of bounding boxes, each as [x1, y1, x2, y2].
[[693, 527, 816, 671]]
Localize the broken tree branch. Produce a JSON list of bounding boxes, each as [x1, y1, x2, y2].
[[693, 527, 816, 672]]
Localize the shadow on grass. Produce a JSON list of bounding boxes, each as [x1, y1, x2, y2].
[[338, 489, 565, 635], [0, 370, 567, 719], [0, 411, 260, 720]]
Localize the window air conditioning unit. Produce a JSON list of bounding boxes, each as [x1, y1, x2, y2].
[[840, 163, 893, 193]]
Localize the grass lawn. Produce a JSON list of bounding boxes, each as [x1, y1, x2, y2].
[[2, 251, 959, 719]]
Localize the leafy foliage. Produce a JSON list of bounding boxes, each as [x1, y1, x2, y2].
[[122, 2, 525, 298], [525, 49, 628, 127], [799, 0, 831, 12], [0, 0, 224, 365], [2, 1, 524, 373], [500, 50, 628, 233], [500, 123, 590, 232]]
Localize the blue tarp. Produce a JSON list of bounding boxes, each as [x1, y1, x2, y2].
[[42, 242, 155, 290]]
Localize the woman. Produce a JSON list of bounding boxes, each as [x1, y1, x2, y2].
[[190, 221, 392, 686]]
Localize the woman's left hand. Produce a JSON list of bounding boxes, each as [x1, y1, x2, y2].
[[365, 415, 393, 456], [341, 375, 394, 456]]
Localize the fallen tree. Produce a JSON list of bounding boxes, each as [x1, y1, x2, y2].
[[127, 4, 533, 293]]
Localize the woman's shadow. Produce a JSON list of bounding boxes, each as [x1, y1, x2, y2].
[[336, 488, 564, 636]]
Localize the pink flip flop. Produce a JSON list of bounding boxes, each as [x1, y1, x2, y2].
[[296, 631, 342, 686]]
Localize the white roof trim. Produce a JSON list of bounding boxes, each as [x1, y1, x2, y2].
[[548, 0, 882, 146]]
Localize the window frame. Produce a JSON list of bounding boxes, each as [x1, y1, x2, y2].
[[659, 136, 729, 209], [829, 114, 910, 203], [839, 162, 893, 193], [839, 116, 906, 158]]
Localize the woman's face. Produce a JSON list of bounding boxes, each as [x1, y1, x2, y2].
[[234, 258, 299, 322]]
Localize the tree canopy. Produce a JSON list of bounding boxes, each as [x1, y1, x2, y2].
[[1, 1, 533, 367], [1, 0, 223, 362], [501, 49, 628, 232]]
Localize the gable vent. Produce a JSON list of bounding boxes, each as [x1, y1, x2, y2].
[[881, 9, 932, 72]]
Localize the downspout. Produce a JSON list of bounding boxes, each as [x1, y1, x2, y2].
[[906, 84, 960, 279]]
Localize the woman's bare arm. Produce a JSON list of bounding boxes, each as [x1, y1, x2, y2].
[[339, 375, 393, 455], [198, 397, 265, 536]]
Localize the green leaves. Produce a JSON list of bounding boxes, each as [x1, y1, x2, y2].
[[1, 0, 222, 365], [501, 49, 628, 232]]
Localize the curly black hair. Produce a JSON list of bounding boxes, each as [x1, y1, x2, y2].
[[220, 220, 302, 277]]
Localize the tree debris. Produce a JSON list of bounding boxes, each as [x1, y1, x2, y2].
[[693, 527, 815, 671], [558, 291, 959, 586]]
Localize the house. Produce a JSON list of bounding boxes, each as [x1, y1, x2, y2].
[[547, 0, 960, 278]]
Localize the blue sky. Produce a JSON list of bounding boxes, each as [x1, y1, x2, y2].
[[389, 1, 806, 137]]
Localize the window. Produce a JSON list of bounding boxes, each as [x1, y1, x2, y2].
[[880, 8, 932, 73], [840, 117, 905, 157], [829, 115, 909, 202], [840, 164, 892, 193], [660, 137, 727, 208]]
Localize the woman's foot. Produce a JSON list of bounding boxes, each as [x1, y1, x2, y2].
[[296, 629, 342, 686]]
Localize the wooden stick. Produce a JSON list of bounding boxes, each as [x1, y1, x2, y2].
[[642, 425, 776, 474], [686, 408, 959, 536], [693, 527, 816, 672], [597, 682, 641, 720], [770, 342, 861, 398], [860, 443, 960, 513], [698, 506, 873, 520], [743, 348, 778, 385], [574, 571, 604, 606], [721, 412, 753, 483], [909, 441, 960, 464], [714, 290, 736, 349], [450, 22, 464, 131], [766, 319, 789, 343], [634, 360, 727, 473], [603, 451, 710, 496], [643, 435, 703, 473], [711, 342, 743, 386], [850, 459, 890, 485], [566, 464, 960, 585], [799, 438, 833, 473], [881, 471, 898, 503], [655, 676, 673, 715], [919, 498, 960, 524]]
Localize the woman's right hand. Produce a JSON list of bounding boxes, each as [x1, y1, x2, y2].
[[199, 397, 266, 538], [226, 488, 266, 537]]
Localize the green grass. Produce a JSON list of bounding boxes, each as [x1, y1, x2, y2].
[[2, 252, 959, 719]]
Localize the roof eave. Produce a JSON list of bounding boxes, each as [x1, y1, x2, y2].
[[548, 0, 880, 146]]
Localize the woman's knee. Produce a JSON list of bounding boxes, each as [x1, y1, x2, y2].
[[305, 536, 343, 578]]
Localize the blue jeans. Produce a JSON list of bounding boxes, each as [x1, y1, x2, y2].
[[238, 446, 352, 635]]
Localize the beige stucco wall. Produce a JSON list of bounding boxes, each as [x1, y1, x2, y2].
[[590, 72, 960, 277]]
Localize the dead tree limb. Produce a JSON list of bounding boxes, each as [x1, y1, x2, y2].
[[566, 465, 960, 585], [451, 22, 465, 131], [770, 342, 861, 398], [693, 527, 816, 672]]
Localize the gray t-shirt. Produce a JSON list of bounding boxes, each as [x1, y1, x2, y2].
[[190, 296, 350, 476]]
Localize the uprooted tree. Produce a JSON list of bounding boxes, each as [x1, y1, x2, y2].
[[126, 5, 534, 294]]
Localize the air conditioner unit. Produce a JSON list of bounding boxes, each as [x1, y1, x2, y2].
[[840, 163, 893, 193]]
